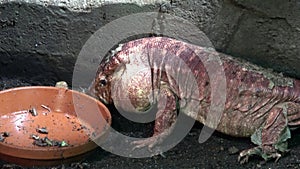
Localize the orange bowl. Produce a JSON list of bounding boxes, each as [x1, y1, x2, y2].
[[0, 86, 111, 164]]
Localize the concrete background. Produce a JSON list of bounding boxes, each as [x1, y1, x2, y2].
[[0, 0, 299, 85], [0, 1, 300, 168]]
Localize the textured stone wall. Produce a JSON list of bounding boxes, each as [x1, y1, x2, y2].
[[0, 0, 299, 85], [167, 0, 300, 79]]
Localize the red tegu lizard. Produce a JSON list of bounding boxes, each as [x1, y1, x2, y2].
[[89, 37, 300, 163]]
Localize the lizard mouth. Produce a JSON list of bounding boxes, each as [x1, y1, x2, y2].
[[98, 96, 109, 105], [97, 90, 111, 105]]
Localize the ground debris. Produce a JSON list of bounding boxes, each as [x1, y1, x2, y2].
[[0, 135, 4, 142], [70, 162, 90, 169], [28, 107, 38, 116], [41, 105, 51, 112], [36, 127, 48, 134], [32, 136, 69, 147], [228, 146, 240, 155], [0, 132, 10, 142], [1, 164, 24, 169]]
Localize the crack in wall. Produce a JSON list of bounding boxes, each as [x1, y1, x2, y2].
[[228, 0, 298, 32], [151, 12, 166, 35], [223, 10, 245, 52], [151, 0, 175, 36], [229, 0, 280, 18]]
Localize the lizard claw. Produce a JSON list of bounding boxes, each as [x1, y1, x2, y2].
[[238, 150, 250, 164], [131, 138, 167, 158], [238, 147, 261, 164], [132, 136, 160, 151], [131, 135, 165, 157], [238, 146, 285, 164], [271, 152, 282, 163]]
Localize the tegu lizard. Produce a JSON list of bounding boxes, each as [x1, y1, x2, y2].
[[89, 37, 300, 163]]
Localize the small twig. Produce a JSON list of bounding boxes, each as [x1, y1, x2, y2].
[[11, 118, 22, 123], [21, 120, 34, 123], [29, 107, 38, 116], [12, 110, 28, 115], [41, 105, 51, 112]]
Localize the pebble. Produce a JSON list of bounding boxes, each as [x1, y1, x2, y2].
[[228, 146, 239, 155]]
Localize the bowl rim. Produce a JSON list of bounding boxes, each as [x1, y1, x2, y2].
[[0, 86, 111, 160]]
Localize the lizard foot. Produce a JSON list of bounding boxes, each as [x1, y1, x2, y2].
[[238, 147, 260, 164], [132, 135, 163, 153], [238, 103, 293, 164], [238, 146, 286, 164]]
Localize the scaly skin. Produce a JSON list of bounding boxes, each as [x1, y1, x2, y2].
[[90, 37, 300, 163]]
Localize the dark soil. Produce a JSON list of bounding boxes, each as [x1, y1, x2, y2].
[[0, 77, 299, 169]]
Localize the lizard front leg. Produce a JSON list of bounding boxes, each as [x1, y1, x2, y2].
[[238, 102, 300, 163], [132, 84, 178, 153]]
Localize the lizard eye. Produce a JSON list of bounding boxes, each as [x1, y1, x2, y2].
[[99, 78, 107, 87]]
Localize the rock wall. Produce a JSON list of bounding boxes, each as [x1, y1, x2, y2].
[[0, 0, 299, 85]]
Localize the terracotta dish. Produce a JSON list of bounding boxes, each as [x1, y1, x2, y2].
[[0, 86, 111, 165]]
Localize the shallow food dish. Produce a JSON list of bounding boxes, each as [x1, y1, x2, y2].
[[0, 86, 111, 165]]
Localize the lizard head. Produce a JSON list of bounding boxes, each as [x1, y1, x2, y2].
[[89, 44, 127, 105], [89, 40, 154, 114]]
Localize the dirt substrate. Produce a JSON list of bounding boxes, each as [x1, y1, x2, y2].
[[0, 78, 299, 169]]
